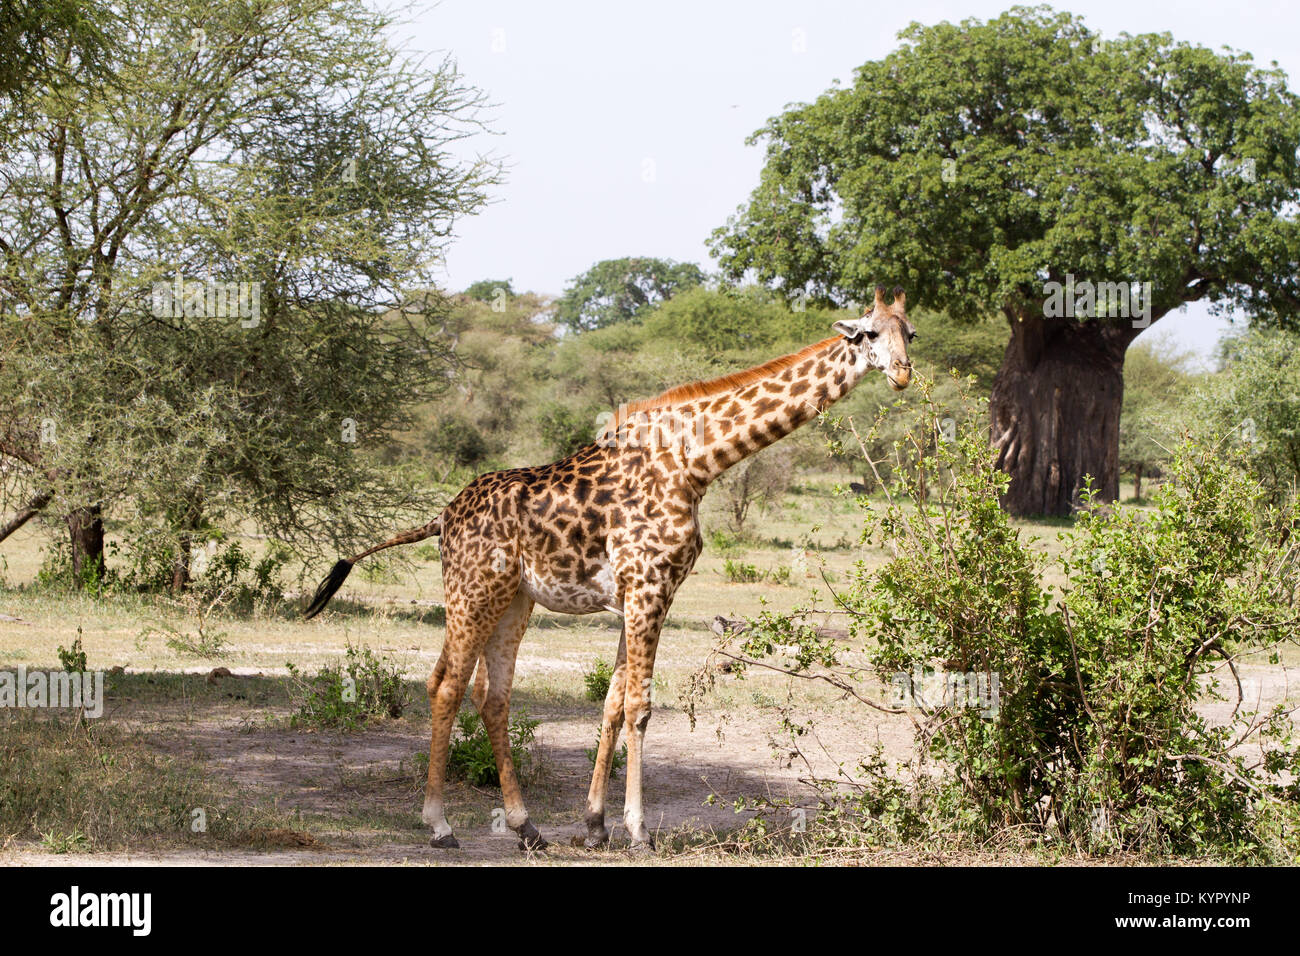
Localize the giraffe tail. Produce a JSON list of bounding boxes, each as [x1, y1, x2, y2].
[[303, 514, 443, 619]]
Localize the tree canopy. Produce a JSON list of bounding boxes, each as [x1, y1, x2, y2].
[[554, 257, 704, 332], [0, 0, 500, 584], [709, 5, 1300, 514]]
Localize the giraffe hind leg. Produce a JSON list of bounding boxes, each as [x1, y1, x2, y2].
[[423, 557, 521, 848]]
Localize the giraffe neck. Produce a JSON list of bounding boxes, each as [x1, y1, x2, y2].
[[605, 336, 874, 489]]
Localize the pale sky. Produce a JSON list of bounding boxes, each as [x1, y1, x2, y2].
[[402, 1, 1300, 364]]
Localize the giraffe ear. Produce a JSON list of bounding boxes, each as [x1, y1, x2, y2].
[[833, 318, 865, 341]]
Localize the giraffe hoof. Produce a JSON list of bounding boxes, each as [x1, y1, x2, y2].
[[429, 833, 460, 849], [627, 836, 656, 854], [583, 828, 610, 850], [517, 821, 548, 852]]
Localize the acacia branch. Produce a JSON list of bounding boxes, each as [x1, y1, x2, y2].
[[0, 489, 52, 543]]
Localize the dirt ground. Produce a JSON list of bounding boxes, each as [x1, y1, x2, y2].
[[4, 647, 1291, 867], [0, 641, 916, 866]]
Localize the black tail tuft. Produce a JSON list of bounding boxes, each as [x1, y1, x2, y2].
[[303, 559, 355, 619]]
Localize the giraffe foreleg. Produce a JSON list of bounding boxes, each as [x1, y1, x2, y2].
[[619, 596, 668, 850], [583, 625, 628, 848]]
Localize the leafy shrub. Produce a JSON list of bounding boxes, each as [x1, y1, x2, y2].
[[537, 402, 599, 459], [706, 529, 744, 557], [445, 709, 540, 786], [287, 644, 410, 730], [35, 539, 117, 593], [583, 658, 615, 702], [723, 559, 762, 583], [1198, 329, 1300, 506], [115, 530, 176, 593], [35, 530, 289, 610], [425, 413, 497, 469], [700, 375, 1300, 860], [191, 539, 289, 611], [56, 632, 87, 673], [722, 560, 792, 585]]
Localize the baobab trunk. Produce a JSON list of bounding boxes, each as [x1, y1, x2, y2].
[[990, 313, 1134, 517]]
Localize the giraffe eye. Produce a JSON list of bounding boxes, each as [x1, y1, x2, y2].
[[865, 329, 879, 341]]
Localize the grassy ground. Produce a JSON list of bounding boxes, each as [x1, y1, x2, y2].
[[1, 474, 1294, 865], [0, 473, 1087, 681]]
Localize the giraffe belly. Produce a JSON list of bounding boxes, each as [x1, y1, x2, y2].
[[519, 557, 621, 615]]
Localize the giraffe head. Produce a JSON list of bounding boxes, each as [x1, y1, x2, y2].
[[832, 285, 915, 391]]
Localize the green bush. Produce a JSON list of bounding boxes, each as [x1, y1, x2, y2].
[[56, 632, 88, 673], [536, 402, 598, 459], [445, 709, 540, 786], [35, 539, 116, 593], [425, 413, 497, 469], [287, 644, 411, 731], [192, 539, 289, 611], [722, 559, 792, 585], [34, 531, 288, 610], [1198, 329, 1300, 507], [707, 375, 1300, 860], [583, 658, 615, 702]]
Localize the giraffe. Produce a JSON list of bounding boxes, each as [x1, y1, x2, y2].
[[303, 284, 915, 851]]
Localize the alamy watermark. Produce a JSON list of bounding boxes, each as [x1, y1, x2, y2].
[[50, 886, 150, 936], [595, 406, 707, 452], [1042, 274, 1153, 328], [151, 275, 262, 328], [0, 666, 105, 718], [889, 667, 1000, 718]]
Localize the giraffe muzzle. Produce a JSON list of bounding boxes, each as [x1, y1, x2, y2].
[[888, 363, 912, 391]]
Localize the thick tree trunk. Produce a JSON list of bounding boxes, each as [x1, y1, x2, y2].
[[1134, 465, 1143, 502], [169, 500, 204, 593], [990, 314, 1135, 517], [171, 531, 193, 593], [67, 505, 105, 587]]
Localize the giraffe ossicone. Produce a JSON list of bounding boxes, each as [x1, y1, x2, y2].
[[304, 284, 915, 851]]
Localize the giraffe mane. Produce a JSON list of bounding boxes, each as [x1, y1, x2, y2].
[[608, 335, 844, 428]]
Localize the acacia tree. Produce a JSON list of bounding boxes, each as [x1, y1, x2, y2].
[[0, 0, 499, 584], [710, 6, 1300, 515], [555, 257, 704, 332], [0, 0, 118, 114]]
